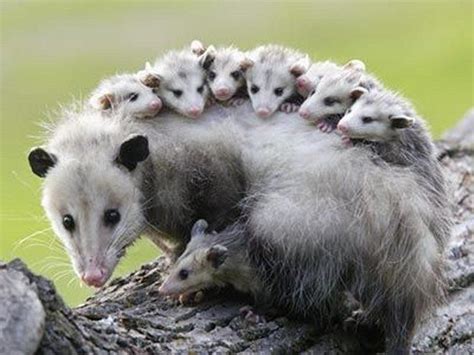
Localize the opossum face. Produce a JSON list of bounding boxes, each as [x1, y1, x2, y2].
[[199, 46, 247, 101], [159, 220, 228, 296], [90, 77, 162, 119], [299, 60, 366, 122], [29, 135, 149, 288], [245, 59, 307, 118], [338, 98, 414, 141]]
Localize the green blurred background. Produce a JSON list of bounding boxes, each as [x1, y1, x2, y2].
[[1, 0, 472, 306]]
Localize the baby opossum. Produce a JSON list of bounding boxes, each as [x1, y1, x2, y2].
[[89, 73, 162, 119], [159, 219, 260, 298], [298, 59, 380, 132], [195, 41, 250, 105], [244, 44, 310, 118], [137, 46, 210, 119], [295, 60, 341, 97]]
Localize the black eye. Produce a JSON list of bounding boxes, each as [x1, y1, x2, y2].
[[171, 89, 183, 98], [230, 71, 240, 80], [309, 89, 316, 96], [104, 209, 121, 226], [62, 214, 75, 232], [208, 71, 216, 81], [346, 108, 352, 114], [250, 85, 259, 94], [274, 87, 284, 96], [197, 85, 204, 94], [178, 269, 189, 280], [128, 93, 139, 102], [323, 97, 339, 106], [362, 116, 374, 124]]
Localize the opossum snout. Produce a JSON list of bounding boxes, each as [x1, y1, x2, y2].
[[256, 107, 271, 118], [296, 76, 310, 90], [214, 87, 232, 100], [298, 107, 310, 119], [186, 106, 203, 118], [148, 99, 162, 112], [81, 266, 108, 288], [337, 122, 349, 134]]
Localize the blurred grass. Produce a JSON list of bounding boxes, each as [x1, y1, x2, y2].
[[1, 0, 472, 306]]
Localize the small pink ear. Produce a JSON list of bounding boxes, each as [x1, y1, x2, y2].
[[98, 94, 114, 110], [343, 59, 366, 72], [290, 60, 309, 77], [350, 86, 368, 100], [191, 40, 206, 56], [239, 58, 254, 71]]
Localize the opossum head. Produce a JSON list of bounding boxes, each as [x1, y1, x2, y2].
[[337, 90, 415, 141], [158, 219, 228, 296], [298, 60, 366, 122], [198, 45, 248, 102], [245, 45, 310, 118], [28, 118, 150, 288], [89, 74, 162, 119], [295, 61, 340, 97], [140, 49, 209, 119]]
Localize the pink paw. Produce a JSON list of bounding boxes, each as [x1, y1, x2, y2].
[[228, 97, 247, 107], [341, 135, 353, 147], [317, 121, 334, 133], [239, 305, 265, 324], [280, 103, 300, 114]]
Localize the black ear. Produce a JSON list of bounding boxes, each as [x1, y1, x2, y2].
[[206, 245, 228, 269], [199, 46, 216, 70], [117, 135, 149, 171], [28, 147, 57, 178], [191, 219, 208, 238]]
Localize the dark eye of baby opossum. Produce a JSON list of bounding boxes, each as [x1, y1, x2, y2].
[[178, 269, 189, 280], [104, 209, 121, 226], [250, 85, 260, 94], [230, 71, 240, 80], [208, 71, 216, 81], [128, 93, 139, 102], [171, 89, 183, 98], [362, 116, 374, 124], [324, 96, 340, 106], [274, 87, 284, 96], [197, 85, 204, 94], [346, 108, 352, 114], [62, 214, 75, 232]]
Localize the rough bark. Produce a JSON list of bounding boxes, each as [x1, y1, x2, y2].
[[1, 111, 472, 354]]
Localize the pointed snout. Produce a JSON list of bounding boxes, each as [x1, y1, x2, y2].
[[256, 107, 272, 118], [81, 267, 107, 288], [186, 106, 203, 118], [148, 99, 162, 112], [337, 122, 349, 134], [214, 87, 232, 100], [296, 76, 309, 90], [299, 107, 311, 119]]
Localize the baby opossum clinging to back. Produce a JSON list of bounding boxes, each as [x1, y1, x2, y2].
[[244, 44, 310, 118], [193, 40, 251, 105], [158, 220, 260, 298], [298, 59, 381, 132], [137, 45, 210, 119], [89, 74, 163, 118]]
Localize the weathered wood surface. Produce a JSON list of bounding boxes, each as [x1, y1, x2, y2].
[[1, 111, 472, 354]]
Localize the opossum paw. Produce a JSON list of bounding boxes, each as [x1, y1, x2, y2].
[[228, 97, 247, 107], [280, 103, 300, 113], [341, 135, 353, 147], [317, 122, 333, 133], [239, 305, 265, 324], [178, 290, 205, 305]]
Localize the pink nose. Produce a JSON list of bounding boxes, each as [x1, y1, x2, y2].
[[149, 99, 162, 111], [81, 267, 107, 287], [299, 108, 310, 119], [187, 106, 202, 118], [215, 87, 231, 98], [296, 77, 309, 89], [256, 107, 271, 118], [337, 123, 349, 134]]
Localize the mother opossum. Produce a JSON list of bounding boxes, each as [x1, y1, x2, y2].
[[28, 102, 450, 353]]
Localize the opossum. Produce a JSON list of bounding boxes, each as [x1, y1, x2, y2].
[[137, 46, 210, 119], [244, 44, 310, 118], [158, 219, 260, 298], [89, 74, 162, 119], [27, 106, 246, 287], [195, 41, 250, 105], [295, 60, 341, 97], [298, 59, 381, 132]]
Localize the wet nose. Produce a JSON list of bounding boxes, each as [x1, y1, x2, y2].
[[215, 87, 231, 98], [337, 122, 349, 134], [186, 106, 203, 118], [256, 107, 271, 118], [81, 267, 107, 287], [149, 99, 162, 111], [299, 108, 310, 119], [296, 76, 309, 89]]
